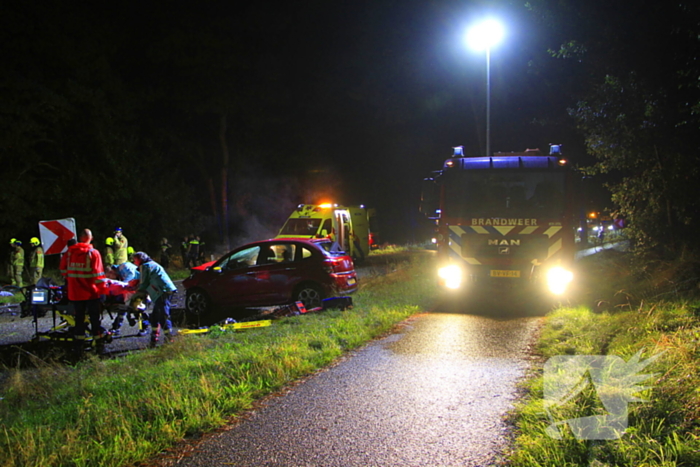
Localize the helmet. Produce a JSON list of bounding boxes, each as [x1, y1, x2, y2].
[[114, 227, 123, 233], [127, 246, 135, 254], [9, 238, 16, 245], [105, 237, 114, 246], [30, 237, 40, 246]]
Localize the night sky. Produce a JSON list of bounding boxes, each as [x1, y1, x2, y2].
[[228, 0, 590, 243], [5, 0, 682, 251], [209, 0, 587, 243]]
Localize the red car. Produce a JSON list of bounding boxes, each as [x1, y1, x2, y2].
[[183, 238, 358, 315]]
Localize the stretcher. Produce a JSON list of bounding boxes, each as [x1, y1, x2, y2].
[[12, 278, 151, 350], [13, 280, 111, 350]]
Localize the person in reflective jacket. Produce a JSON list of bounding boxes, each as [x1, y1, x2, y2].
[[187, 235, 200, 268], [104, 237, 115, 269], [59, 229, 107, 354], [9, 239, 24, 287], [113, 227, 128, 265], [28, 237, 44, 284], [132, 251, 177, 347]]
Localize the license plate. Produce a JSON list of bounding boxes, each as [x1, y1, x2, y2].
[[347, 278, 356, 286], [490, 270, 520, 278]]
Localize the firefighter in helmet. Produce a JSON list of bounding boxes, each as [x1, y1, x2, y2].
[[113, 227, 128, 265], [28, 237, 44, 284], [9, 239, 24, 287], [104, 237, 115, 269]]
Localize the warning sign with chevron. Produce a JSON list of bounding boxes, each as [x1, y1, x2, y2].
[[38, 218, 77, 255]]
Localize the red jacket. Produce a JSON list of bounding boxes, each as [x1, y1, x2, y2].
[[60, 242, 106, 301]]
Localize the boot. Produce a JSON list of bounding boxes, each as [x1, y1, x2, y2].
[[149, 332, 159, 348]]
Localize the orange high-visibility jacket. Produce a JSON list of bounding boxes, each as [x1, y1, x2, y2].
[[60, 242, 106, 300]]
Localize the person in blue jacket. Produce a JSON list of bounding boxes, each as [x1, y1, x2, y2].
[[132, 251, 177, 347]]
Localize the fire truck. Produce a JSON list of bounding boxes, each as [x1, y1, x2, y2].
[[276, 204, 371, 261], [420, 145, 576, 298]]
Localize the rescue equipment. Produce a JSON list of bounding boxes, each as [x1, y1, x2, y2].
[[11, 280, 113, 350], [180, 297, 353, 335]]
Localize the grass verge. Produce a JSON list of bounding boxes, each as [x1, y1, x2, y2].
[[508, 251, 700, 466], [0, 251, 436, 467]]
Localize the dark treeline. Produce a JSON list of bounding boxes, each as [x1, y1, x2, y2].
[[0, 2, 344, 255], [2, 1, 700, 261], [527, 0, 700, 259], [1, 1, 471, 254]]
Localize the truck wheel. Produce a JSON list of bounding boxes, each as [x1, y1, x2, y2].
[[186, 289, 211, 316], [294, 283, 324, 309]]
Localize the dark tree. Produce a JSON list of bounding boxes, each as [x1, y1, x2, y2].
[[528, 0, 700, 257]]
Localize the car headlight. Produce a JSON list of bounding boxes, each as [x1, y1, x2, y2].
[[438, 264, 463, 290], [546, 266, 573, 295]]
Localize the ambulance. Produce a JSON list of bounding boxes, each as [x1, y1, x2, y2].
[[276, 204, 371, 261]]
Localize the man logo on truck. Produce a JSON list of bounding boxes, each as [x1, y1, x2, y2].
[[488, 239, 521, 246]]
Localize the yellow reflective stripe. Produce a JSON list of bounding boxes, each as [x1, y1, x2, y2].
[[493, 226, 515, 235], [547, 238, 562, 259], [66, 272, 105, 278], [449, 226, 466, 237], [448, 226, 482, 264], [543, 226, 562, 238], [449, 240, 461, 257]]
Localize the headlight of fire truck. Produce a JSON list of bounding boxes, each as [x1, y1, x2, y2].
[[546, 266, 574, 295], [438, 264, 463, 290]]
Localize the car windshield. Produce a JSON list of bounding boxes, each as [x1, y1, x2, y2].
[[443, 170, 566, 219], [216, 246, 261, 270], [280, 218, 322, 236]]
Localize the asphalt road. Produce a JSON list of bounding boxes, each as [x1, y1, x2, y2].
[[163, 308, 541, 467]]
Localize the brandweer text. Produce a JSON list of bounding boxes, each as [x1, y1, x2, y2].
[[471, 218, 538, 226]]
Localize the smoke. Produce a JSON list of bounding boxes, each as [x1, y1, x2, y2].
[[200, 160, 354, 257], [204, 168, 303, 256]]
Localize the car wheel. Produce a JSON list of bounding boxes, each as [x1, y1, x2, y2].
[[186, 289, 211, 316], [294, 283, 324, 309]]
